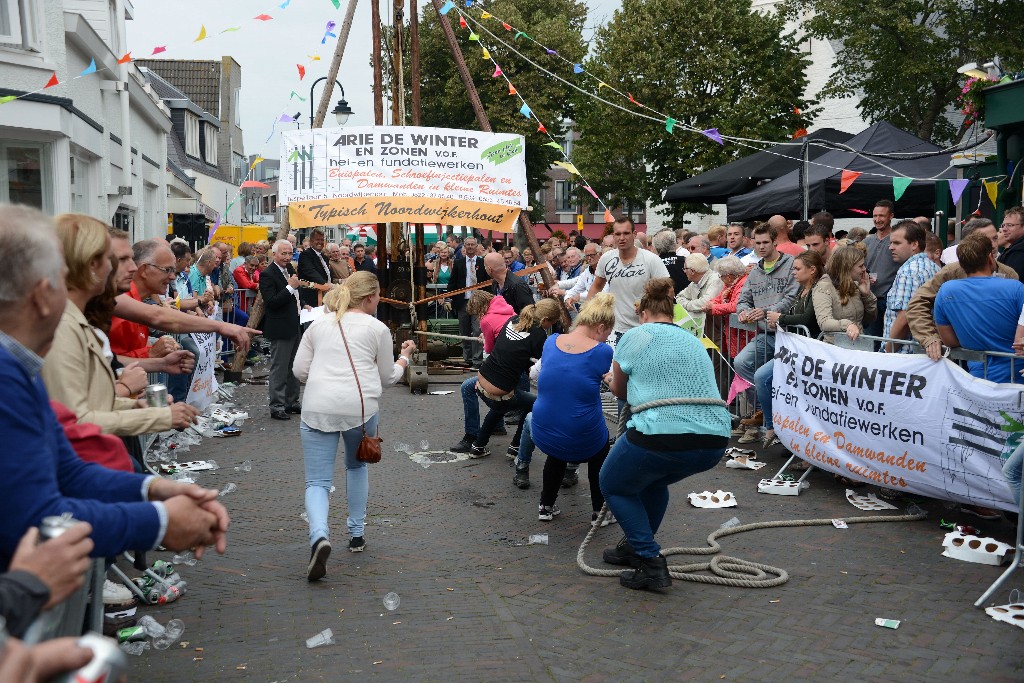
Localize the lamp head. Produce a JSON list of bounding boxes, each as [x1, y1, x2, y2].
[[333, 98, 353, 126]]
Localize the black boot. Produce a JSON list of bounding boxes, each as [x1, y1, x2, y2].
[[602, 536, 640, 567], [619, 554, 671, 590]]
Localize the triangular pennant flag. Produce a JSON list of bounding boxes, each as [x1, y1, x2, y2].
[[519, 103, 531, 118], [151, 46, 167, 55], [554, 161, 580, 175], [949, 178, 970, 206], [628, 92, 641, 107], [543, 142, 561, 149], [221, 27, 241, 33], [849, 208, 869, 215], [240, 180, 270, 189], [573, 64, 583, 74], [514, 31, 530, 41], [459, 16, 467, 28], [665, 117, 676, 134], [597, 82, 609, 90], [279, 114, 296, 122], [984, 179, 999, 206], [309, 54, 321, 61], [116, 52, 132, 65], [290, 91, 306, 101], [700, 336, 720, 352], [468, 32, 479, 41], [465, 0, 473, 6], [537, 123, 547, 133], [194, 25, 207, 41], [481, 11, 492, 18], [44, 72, 59, 89], [508, 84, 517, 95], [492, 65, 502, 77], [603, 209, 614, 223], [439, 0, 455, 15], [209, 214, 222, 241], [792, 128, 808, 139], [892, 177, 913, 201], [0, 96, 17, 105], [254, 14, 273, 20], [839, 170, 862, 194], [282, 0, 293, 7], [481, 48, 490, 59], [546, 49, 557, 55], [249, 156, 265, 170], [329, 0, 340, 7], [80, 59, 97, 76], [502, 22, 512, 30], [583, 185, 599, 199], [701, 128, 724, 145], [297, 64, 306, 80]]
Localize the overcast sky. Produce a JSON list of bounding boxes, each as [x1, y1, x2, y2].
[[127, 0, 622, 161]]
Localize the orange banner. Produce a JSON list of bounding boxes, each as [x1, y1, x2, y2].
[[288, 197, 520, 234]]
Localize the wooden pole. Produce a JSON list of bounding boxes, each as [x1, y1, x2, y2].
[[409, 0, 421, 127], [371, 0, 388, 287], [428, 0, 565, 324], [388, 0, 405, 264]]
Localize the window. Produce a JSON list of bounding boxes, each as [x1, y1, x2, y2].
[[232, 153, 245, 185], [184, 114, 200, 158], [107, 0, 121, 55], [0, 141, 50, 211], [0, 0, 40, 51], [203, 123, 217, 165], [555, 180, 575, 213], [69, 153, 93, 214], [233, 88, 241, 127]]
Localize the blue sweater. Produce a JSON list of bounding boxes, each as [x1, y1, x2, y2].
[[0, 346, 161, 570], [533, 335, 613, 462]]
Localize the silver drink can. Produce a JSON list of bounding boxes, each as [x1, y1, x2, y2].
[[39, 513, 80, 540], [55, 632, 127, 683], [145, 383, 169, 407]]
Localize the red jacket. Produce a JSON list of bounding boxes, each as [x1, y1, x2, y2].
[[51, 401, 134, 472], [707, 273, 754, 358], [108, 282, 150, 358]]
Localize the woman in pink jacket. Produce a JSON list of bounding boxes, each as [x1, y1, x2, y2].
[[468, 291, 515, 354]]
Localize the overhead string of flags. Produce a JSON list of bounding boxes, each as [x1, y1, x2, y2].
[[446, 0, 1007, 209]]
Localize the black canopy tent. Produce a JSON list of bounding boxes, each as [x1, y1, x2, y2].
[[662, 128, 854, 205], [727, 121, 956, 222]]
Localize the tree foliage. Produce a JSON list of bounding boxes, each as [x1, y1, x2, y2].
[[393, 0, 588, 220], [572, 0, 813, 227], [781, 0, 1024, 144]]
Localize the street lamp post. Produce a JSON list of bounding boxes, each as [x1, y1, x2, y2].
[[309, 77, 354, 128]]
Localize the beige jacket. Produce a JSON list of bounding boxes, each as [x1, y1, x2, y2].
[[42, 304, 173, 436], [812, 275, 877, 335], [907, 261, 1019, 349]]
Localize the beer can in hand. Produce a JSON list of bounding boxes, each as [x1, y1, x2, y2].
[[54, 633, 126, 683], [40, 513, 80, 540], [145, 384, 169, 408]]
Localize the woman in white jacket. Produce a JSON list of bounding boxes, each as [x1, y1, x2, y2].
[[293, 271, 415, 581]]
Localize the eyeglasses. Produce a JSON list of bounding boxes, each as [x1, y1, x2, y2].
[[143, 263, 176, 275], [1002, 222, 1022, 229]]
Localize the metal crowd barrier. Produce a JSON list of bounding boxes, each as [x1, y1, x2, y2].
[[22, 558, 104, 644]]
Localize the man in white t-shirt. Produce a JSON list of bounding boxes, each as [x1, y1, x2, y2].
[[587, 217, 670, 340], [940, 218, 995, 265]]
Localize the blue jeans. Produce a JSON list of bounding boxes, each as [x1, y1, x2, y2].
[[754, 359, 775, 429], [477, 389, 536, 447], [734, 332, 774, 383], [599, 435, 725, 557], [300, 415, 377, 546], [516, 412, 537, 466], [1003, 440, 1024, 508], [461, 377, 480, 438]]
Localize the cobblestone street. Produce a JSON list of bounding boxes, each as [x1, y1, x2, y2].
[[125, 379, 1023, 682]]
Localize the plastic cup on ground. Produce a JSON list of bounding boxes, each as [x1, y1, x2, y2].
[[305, 628, 335, 649], [383, 592, 400, 611]]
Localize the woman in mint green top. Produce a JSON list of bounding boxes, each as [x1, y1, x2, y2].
[[599, 278, 730, 591]]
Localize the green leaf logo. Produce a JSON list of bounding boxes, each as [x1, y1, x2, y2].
[[480, 138, 523, 166]]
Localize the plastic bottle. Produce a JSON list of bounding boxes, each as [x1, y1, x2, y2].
[[219, 483, 237, 496], [152, 619, 185, 650], [235, 460, 252, 472]]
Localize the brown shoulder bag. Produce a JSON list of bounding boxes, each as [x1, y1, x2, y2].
[[339, 319, 383, 463]]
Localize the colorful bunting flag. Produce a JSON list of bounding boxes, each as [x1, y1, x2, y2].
[[502, 22, 512, 30], [281, 0, 293, 7], [297, 65, 306, 80], [537, 123, 547, 133], [792, 128, 808, 139], [701, 128, 724, 145], [80, 59, 97, 76], [839, 170, 862, 194], [468, 32, 479, 41], [240, 180, 270, 189], [481, 48, 490, 59], [254, 14, 273, 21], [603, 209, 614, 223], [628, 92, 641, 107], [209, 214, 222, 241], [583, 186, 598, 199], [459, 16, 467, 28], [546, 49, 557, 55], [543, 142, 561, 149], [151, 46, 167, 55], [249, 156, 266, 170], [309, 54, 321, 61], [849, 208, 869, 215], [194, 25, 208, 42], [514, 31, 529, 41], [508, 84, 517, 95], [700, 336, 720, 352], [573, 64, 583, 74], [665, 117, 676, 134], [116, 53, 132, 65], [984, 179, 999, 206], [519, 103, 531, 118], [330, 0, 340, 7], [554, 161, 580, 175], [892, 177, 913, 201], [0, 96, 16, 105], [221, 27, 241, 33], [597, 82, 609, 90], [289, 91, 306, 101], [949, 178, 970, 206], [466, 0, 473, 6], [492, 65, 503, 77], [279, 114, 296, 122], [44, 73, 59, 89], [440, 0, 455, 15], [481, 11, 492, 18]]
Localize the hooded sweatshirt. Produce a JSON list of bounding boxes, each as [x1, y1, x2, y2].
[[480, 296, 515, 353], [735, 252, 800, 332]]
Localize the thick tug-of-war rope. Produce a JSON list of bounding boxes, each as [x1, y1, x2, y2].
[[579, 505, 929, 588]]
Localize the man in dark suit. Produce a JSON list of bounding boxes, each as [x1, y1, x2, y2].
[[447, 236, 487, 366], [296, 227, 331, 309], [260, 239, 302, 420]]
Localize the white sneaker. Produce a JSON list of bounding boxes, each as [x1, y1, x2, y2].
[[592, 511, 617, 527], [103, 579, 134, 605]]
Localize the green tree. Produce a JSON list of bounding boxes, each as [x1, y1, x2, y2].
[[572, 0, 813, 227], [781, 0, 1024, 144], [390, 0, 588, 220]]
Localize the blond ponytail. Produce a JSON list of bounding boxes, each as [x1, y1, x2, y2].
[[324, 271, 379, 319], [513, 298, 561, 332]]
